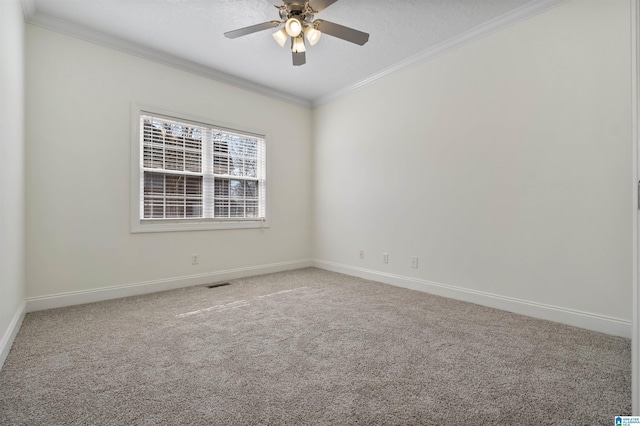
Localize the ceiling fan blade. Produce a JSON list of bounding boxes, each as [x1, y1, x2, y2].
[[308, 0, 339, 12], [292, 51, 306, 66], [314, 20, 369, 46], [224, 21, 280, 39]]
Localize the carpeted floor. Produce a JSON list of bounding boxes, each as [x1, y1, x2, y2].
[[0, 268, 631, 425]]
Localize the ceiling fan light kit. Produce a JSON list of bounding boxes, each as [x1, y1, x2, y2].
[[303, 26, 321, 46], [224, 0, 369, 66], [292, 36, 306, 53], [285, 17, 303, 37], [272, 28, 289, 47]]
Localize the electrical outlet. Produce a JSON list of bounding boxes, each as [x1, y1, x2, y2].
[[383, 253, 389, 264], [192, 254, 199, 265], [410, 256, 418, 268], [359, 250, 365, 260]]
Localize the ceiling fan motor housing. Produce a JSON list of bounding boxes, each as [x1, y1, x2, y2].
[[280, 2, 315, 24]]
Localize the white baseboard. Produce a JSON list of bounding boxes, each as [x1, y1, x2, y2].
[[23, 258, 631, 338], [26, 259, 313, 313], [0, 301, 26, 370], [313, 260, 632, 338]]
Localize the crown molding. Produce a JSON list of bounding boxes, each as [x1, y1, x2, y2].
[[20, 0, 568, 110], [312, 0, 569, 108], [20, 0, 312, 109], [21, 0, 35, 18]]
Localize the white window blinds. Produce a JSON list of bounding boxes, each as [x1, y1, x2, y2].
[[138, 112, 266, 225]]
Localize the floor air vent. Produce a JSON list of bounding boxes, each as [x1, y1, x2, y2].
[[206, 282, 231, 289]]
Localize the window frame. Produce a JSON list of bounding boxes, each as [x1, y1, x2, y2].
[[130, 104, 269, 233]]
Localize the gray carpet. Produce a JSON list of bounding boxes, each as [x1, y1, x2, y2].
[[0, 268, 631, 425]]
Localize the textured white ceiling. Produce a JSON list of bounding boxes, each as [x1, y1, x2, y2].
[[24, 0, 555, 106]]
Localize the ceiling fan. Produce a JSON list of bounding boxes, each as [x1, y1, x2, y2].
[[224, 0, 369, 66]]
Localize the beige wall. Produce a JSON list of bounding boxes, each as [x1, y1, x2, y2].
[[0, 0, 26, 365], [313, 0, 633, 325], [25, 25, 313, 297]]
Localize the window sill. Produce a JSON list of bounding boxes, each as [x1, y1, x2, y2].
[[131, 219, 269, 233]]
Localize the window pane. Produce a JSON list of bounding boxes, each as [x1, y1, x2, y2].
[[214, 204, 229, 217], [246, 180, 257, 197], [245, 199, 258, 218], [185, 176, 202, 196], [143, 172, 202, 219], [214, 179, 229, 197], [144, 172, 164, 196], [144, 196, 165, 219], [142, 120, 164, 169], [245, 157, 257, 178], [185, 151, 201, 173], [165, 149, 183, 171], [186, 199, 202, 217], [212, 133, 259, 179], [166, 199, 185, 219], [213, 155, 230, 175], [230, 179, 243, 197], [230, 200, 244, 218], [214, 178, 259, 218], [142, 116, 202, 173]]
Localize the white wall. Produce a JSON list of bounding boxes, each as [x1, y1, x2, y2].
[[25, 25, 313, 300], [313, 0, 633, 334], [21, 0, 635, 336], [0, 0, 26, 366]]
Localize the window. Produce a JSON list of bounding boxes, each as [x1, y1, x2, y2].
[[131, 106, 267, 232]]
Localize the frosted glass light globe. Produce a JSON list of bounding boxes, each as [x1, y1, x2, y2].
[[285, 18, 302, 37]]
